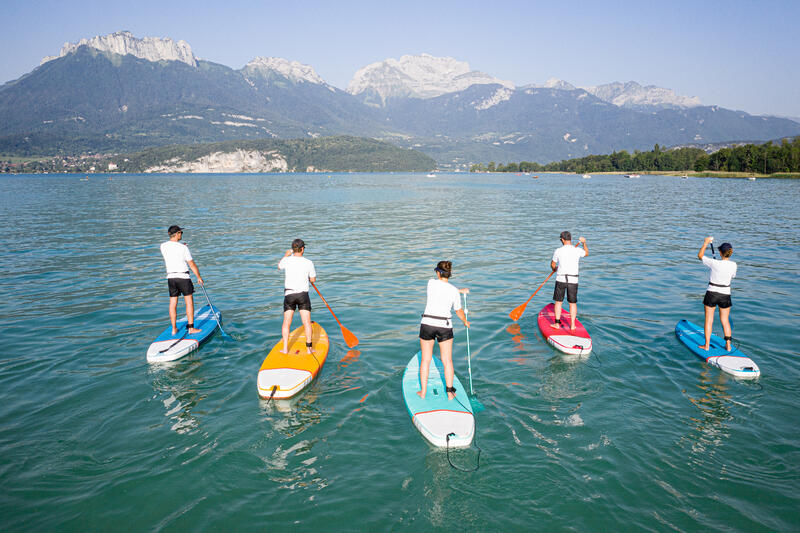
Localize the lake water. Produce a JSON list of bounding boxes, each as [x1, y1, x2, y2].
[[1, 172, 798, 531]]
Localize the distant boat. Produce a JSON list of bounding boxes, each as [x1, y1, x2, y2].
[[582, 174, 591, 179], [532, 175, 539, 179], [625, 174, 640, 178], [427, 172, 436, 178], [748, 176, 756, 181], [680, 174, 689, 179]]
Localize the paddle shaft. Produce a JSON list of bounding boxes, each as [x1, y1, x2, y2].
[[199, 283, 230, 338], [464, 293, 473, 395], [310, 281, 359, 348]]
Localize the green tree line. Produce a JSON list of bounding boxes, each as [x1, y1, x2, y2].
[[471, 137, 800, 174]]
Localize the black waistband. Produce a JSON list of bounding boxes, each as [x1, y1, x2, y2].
[[708, 281, 730, 288], [422, 313, 451, 324], [168, 271, 190, 274]]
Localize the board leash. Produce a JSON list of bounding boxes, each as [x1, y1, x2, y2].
[[444, 395, 481, 472], [159, 327, 188, 354]]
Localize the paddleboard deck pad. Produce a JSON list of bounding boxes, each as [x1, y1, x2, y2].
[[675, 319, 760, 379], [537, 303, 593, 356], [402, 351, 475, 448], [258, 322, 329, 399], [147, 304, 220, 363]]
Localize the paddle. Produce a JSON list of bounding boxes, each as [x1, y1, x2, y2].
[[509, 270, 555, 321], [310, 281, 359, 348], [199, 283, 232, 339], [463, 293, 484, 413]]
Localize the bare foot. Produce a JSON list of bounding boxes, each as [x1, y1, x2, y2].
[[171, 329, 178, 335], [416, 390, 426, 399], [570, 325, 577, 331], [552, 322, 560, 329], [188, 328, 201, 334], [725, 343, 732, 352], [447, 391, 456, 401], [698, 345, 710, 351]]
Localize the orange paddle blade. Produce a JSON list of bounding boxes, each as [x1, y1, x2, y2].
[[341, 325, 359, 348], [509, 302, 529, 321]]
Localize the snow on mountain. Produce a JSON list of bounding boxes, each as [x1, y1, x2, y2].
[[346, 53, 514, 106], [41, 31, 196, 67], [472, 87, 514, 110], [525, 78, 577, 91], [243, 57, 328, 85], [581, 81, 701, 109]]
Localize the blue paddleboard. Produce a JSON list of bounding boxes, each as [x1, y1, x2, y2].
[[675, 319, 760, 379], [147, 304, 220, 362], [402, 351, 475, 447]]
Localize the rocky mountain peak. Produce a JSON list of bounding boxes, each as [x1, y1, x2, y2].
[[582, 81, 701, 109], [346, 53, 514, 106], [243, 57, 327, 85], [40, 30, 197, 67]]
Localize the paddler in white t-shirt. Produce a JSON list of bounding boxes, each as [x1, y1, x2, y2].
[[418, 261, 470, 401], [697, 237, 737, 351], [278, 238, 317, 354], [160, 225, 204, 335], [550, 231, 588, 330]]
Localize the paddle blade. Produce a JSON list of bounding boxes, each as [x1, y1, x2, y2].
[[509, 302, 527, 321], [341, 325, 359, 348], [469, 395, 485, 413]]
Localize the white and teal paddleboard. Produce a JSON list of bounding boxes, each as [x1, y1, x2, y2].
[[402, 351, 475, 448], [146, 304, 220, 363]]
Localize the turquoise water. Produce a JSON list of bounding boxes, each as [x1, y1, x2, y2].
[[1, 172, 798, 531]]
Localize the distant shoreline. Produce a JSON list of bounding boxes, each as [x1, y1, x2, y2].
[[472, 170, 800, 179]]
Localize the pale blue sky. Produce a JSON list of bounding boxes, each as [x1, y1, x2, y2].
[[3, 0, 799, 117]]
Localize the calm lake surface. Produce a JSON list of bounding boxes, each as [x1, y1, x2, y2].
[[1, 172, 798, 531]]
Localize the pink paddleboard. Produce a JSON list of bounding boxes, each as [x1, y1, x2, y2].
[[537, 303, 593, 356]]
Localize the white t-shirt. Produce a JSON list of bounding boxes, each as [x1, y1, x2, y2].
[[278, 255, 316, 294], [160, 241, 193, 279], [420, 278, 462, 328], [702, 256, 737, 295], [552, 244, 586, 283]]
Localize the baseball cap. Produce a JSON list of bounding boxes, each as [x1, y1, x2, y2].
[[168, 225, 185, 235]]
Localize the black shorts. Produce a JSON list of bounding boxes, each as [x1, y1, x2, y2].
[[284, 291, 312, 312], [553, 281, 578, 304], [419, 323, 454, 342], [703, 291, 732, 309], [168, 278, 194, 297]]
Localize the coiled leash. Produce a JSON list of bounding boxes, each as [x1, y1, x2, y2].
[[444, 394, 482, 472]]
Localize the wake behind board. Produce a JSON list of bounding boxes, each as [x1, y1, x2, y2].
[[402, 351, 475, 448], [675, 319, 760, 379], [147, 304, 220, 363], [257, 322, 329, 399], [537, 303, 592, 356]]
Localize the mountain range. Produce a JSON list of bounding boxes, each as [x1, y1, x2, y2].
[[2, 31, 799, 166]]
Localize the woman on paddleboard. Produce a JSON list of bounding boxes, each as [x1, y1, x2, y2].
[[697, 237, 736, 352], [418, 261, 470, 401]]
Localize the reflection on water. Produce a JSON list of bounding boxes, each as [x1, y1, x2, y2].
[[148, 358, 207, 435], [681, 368, 732, 457]]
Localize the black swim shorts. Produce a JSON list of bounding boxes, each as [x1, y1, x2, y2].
[[703, 291, 732, 309], [168, 278, 194, 297], [553, 281, 578, 304], [419, 323, 454, 342], [284, 291, 312, 312]]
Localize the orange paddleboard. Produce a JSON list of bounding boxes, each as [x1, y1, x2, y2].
[[257, 322, 329, 399]]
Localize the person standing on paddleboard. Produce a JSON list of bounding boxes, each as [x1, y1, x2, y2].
[[160, 225, 204, 335], [418, 261, 470, 401], [551, 231, 588, 330], [697, 237, 736, 352], [278, 238, 317, 355]]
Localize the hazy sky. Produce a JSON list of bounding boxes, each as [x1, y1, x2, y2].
[[3, 0, 799, 117]]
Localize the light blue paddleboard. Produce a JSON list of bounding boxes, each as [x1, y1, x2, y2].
[[402, 351, 474, 447], [147, 304, 220, 363], [675, 319, 760, 379]]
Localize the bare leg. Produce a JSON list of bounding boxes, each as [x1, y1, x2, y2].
[[169, 296, 179, 334], [568, 302, 577, 330], [439, 338, 455, 400], [699, 305, 714, 350], [185, 294, 200, 333], [720, 306, 732, 351], [417, 338, 435, 399], [281, 309, 294, 353], [299, 309, 313, 353], [553, 300, 563, 329]]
